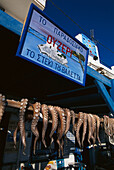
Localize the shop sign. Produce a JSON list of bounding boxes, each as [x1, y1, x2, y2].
[[16, 3, 89, 86]]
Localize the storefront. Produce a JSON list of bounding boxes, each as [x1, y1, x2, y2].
[[0, 1, 114, 170]]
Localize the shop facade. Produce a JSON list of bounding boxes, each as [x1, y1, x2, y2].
[[0, 1, 114, 169]]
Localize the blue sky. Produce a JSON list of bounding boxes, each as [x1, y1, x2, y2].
[[44, 0, 114, 68]]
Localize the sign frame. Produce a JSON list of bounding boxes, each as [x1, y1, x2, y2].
[[16, 3, 89, 86]]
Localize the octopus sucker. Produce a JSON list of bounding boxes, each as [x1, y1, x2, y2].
[[48, 105, 58, 142], [54, 106, 66, 156], [31, 102, 41, 154], [81, 113, 87, 147], [41, 104, 48, 148], [64, 108, 71, 135], [0, 94, 5, 123], [94, 115, 101, 145], [19, 98, 28, 151], [13, 122, 20, 148], [76, 112, 84, 148], [70, 110, 76, 134]]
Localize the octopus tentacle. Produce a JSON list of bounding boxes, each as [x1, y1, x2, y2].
[[76, 112, 84, 148], [64, 108, 71, 135], [41, 104, 48, 148], [31, 102, 41, 154], [104, 115, 109, 136], [108, 118, 114, 136], [48, 105, 58, 142], [104, 116, 114, 137], [61, 138, 64, 156], [81, 113, 87, 147], [87, 114, 92, 145], [70, 110, 76, 134], [54, 106, 66, 156], [19, 98, 28, 151], [94, 115, 101, 145], [90, 114, 96, 145], [0, 94, 5, 123], [13, 122, 20, 148]]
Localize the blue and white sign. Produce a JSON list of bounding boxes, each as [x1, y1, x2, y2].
[[16, 3, 89, 86]]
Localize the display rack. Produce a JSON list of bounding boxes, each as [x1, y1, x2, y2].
[[5, 98, 104, 122]]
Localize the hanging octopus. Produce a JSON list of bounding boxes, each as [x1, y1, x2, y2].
[[13, 122, 20, 148], [104, 115, 114, 137], [87, 114, 96, 146], [104, 115, 110, 136], [31, 102, 41, 154], [90, 114, 96, 146], [48, 105, 58, 143], [108, 117, 114, 136], [93, 115, 101, 145], [41, 104, 48, 148], [64, 108, 71, 135], [81, 113, 88, 147], [87, 114, 93, 145], [54, 106, 66, 156], [70, 110, 76, 134], [76, 112, 84, 148], [0, 94, 5, 123], [19, 98, 28, 152]]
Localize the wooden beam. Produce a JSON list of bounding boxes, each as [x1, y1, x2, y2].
[[6, 98, 105, 122], [6, 99, 33, 111]]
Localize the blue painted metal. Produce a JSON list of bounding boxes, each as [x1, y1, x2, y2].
[[87, 66, 111, 88], [110, 79, 114, 101], [0, 10, 23, 35], [95, 79, 114, 113]]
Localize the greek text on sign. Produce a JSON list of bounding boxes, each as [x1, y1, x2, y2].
[[16, 3, 89, 86]]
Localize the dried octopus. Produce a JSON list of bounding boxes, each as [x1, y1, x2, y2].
[[13, 122, 20, 148], [19, 99, 28, 151], [76, 112, 84, 148], [41, 104, 48, 148], [54, 106, 66, 156], [75, 112, 101, 148], [63, 108, 71, 145], [12, 97, 104, 153], [94, 115, 101, 145], [104, 115, 110, 136], [31, 102, 41, 154], [104, 115, 114, 137], [81, 113, 88, 147], [48, 105, 58, 143], [70, 110, 76, 134], [108, 118, 114, 136], [87, 114, 101, 146], [13, 98, 28, 152], [87, 114, 94, 145], [0, 94, 5, 123], [64, 108, 71, 135]]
